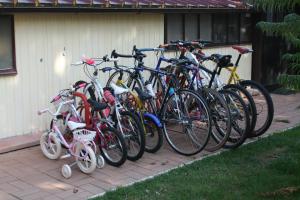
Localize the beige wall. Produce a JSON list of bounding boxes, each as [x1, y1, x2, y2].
[[0, 13, 252, 139], [0, 13, 164, 139]]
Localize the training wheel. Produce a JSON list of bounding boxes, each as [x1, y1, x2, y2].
[[96, 155, 105, 169], [61, 164, 72, 179]]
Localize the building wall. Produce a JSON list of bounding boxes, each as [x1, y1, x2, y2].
[[0, 12, 252, 139], [0, 13, 164, 139]]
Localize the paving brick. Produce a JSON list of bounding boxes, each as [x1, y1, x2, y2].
[[90, 179, 115, 191], [125, 170, 148, 180], [20, 191, 51, 200], [0, 175, 18, 185], [0, 191, 19, 200], [0, 183, 22, 197], [0, 93, 298, 198], [43, 195, 63, 200], [79, 183, 105, 195]]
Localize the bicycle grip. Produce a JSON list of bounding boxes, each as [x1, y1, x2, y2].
[[71, 61, 83, 66], [37, 109, 48, 115]]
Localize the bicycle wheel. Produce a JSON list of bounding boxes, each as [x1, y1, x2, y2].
[[162, 89, 211, 156], [148, 73, 167, 113], [223, 84, 257, 135], [76, 145, 97, 174], [239, 80, 274, 137], [40, 132, 62, 160], [119, 111, 145, 161], [74, 80, 97, 101], [100, 127, 127, 167], [198, 88, 232, 152], [143, 115, 163, 153], [106, 70, 143, 90], [219, 89, 250, 149]]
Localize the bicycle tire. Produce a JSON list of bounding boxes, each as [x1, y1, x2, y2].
[[76, 145, 97, 174], [106, 69, 143, 91], [174, 69, 231, 151], [162, 89, 211, 156], [100, 127, 127, 167], [74, 80, 97, 101], [219, 89, 250, 149], [198, 88, 232, 152], [223, 84, 257, 135], [239, 80, 274, 137], [119, 111, 145, 161], [143, 115, 163, 153]]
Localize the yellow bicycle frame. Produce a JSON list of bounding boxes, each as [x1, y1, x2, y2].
[[226, 65, 241, 85], [115, 79, 144, 110]]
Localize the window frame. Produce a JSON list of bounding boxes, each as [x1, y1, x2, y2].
[[0, 15, 17, 76], [164, 12, 252, 47]]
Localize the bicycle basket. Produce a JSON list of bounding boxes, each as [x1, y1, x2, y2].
[[73, 129, 96, 142]]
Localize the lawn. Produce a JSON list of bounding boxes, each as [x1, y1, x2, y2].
[[94, 126, 300, 200]]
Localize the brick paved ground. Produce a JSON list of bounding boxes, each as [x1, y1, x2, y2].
[[0, 93, 299, 200]]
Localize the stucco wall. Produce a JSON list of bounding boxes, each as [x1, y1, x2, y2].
[[0, 13, 164, 138]]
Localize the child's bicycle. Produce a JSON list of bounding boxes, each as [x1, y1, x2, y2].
[[74, 84, 128, 167], [73, 56, 145, 162], [38, 87, 98, 178]]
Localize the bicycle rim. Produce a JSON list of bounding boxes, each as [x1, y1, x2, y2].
[[162, 89, 211, 156]]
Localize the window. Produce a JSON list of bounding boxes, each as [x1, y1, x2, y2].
[[213, 14, 227, 43], [199, 14, 212, 41], [166, 14, 183, 42], [184, 14, 198, 41], [240, 13, 252, 43], [0, 15, 16, 75], [164, 12, 252, 45], [228, 14, 240, 43]]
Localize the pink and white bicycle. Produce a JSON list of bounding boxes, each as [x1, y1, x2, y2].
[[38, 87, 101, 178]]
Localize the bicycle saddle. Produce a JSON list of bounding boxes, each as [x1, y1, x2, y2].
[[232, 46, 253, 54], [134, 87, 153, 101], [211, 54, 232, 68], [87, 99, 108, 112], [67, 121, 86, 131], [110, 83, 129, 95]]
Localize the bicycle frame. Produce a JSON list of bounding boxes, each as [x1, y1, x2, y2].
[[115, 78, 163, 128]]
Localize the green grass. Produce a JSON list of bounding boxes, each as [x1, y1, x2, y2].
[[94, 127, 300, 200]]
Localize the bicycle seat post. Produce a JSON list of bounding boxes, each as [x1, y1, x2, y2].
[[235, 53, 242, 67], [208, 64, 219, 88]]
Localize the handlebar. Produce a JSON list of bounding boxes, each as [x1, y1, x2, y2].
[[135, 48, 165, 52], [38, 99, 74, 117], [111, 50, 133, 59], [168, 40, 213, 49], [50, 83, 83, 104], [71, 55, 119, 67]]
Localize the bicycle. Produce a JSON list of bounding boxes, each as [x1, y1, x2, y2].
[[197, 45, 273, 137], [38, 87, 97, 178], [158, 42, 232, 151], [109, 46, 212, 156], [108, 71, 164, 153], [225, 46, 274, 137], [72, 56, 145, 161]]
